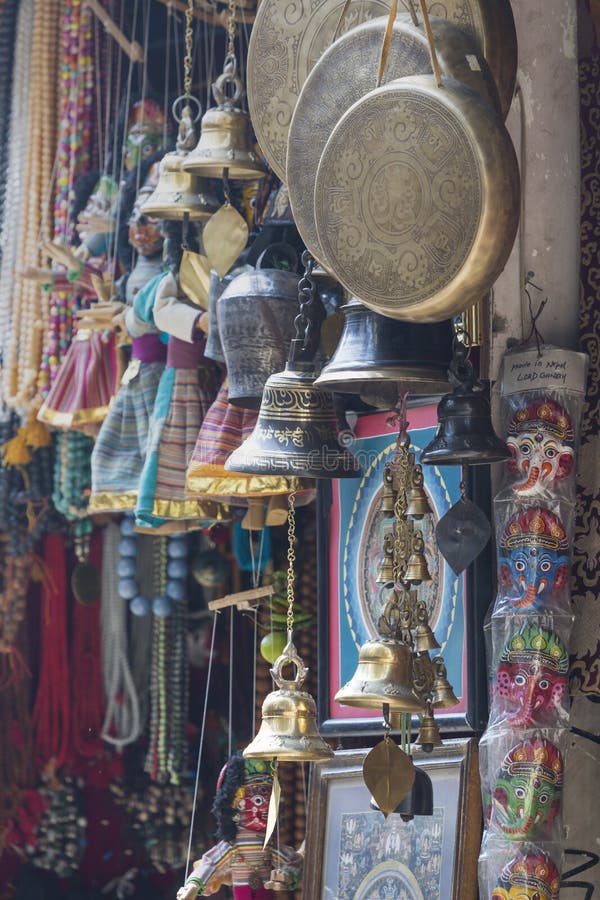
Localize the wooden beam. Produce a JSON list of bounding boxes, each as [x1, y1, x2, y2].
[[208, 584, 274, 612]]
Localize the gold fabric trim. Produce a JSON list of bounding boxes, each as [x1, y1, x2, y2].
[[88, 491, 138, 513], [38, 402, 112, 428], [134, 519, 212, 535], [186, 471, 294, 498], [151, 497, 229, 520]]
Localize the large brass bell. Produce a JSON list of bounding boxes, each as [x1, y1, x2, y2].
[[335, 638, 425, 713], [315, 299, 452, 407], [421, 336, 510, 466], [380, 463, 396, 515], [224, 361, 361, 479], [405, 458, 433, 519], [183, 67, 266, 181], [416, 701, 443, 753], [414, 602, 440, 653], [403, 532, 431, 585], [244, 640, 333, 762], [430, 657, 459, 709]]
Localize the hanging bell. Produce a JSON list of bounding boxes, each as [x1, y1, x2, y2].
[[244, 640, 333, 762], [315, 299, 452, 406], [335, 638, 425, 713], [224, 361, 361, 479], [414, 601, 440, 653], [416, 702, 443, 753], [430, 657, 459, 709], [376, 533, 395, 585], [405, 460, 433, 519], [370, 763, 434, 820], [182, 68, 266, 182], [380, 463, 396, 515], [421, 336, 510, 466], [403, 532, 431, 585]]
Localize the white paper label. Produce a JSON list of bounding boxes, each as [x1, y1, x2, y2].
[[502, 347, 588, 396]]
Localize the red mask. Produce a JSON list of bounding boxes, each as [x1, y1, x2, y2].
[[234, 782, 271, 833]]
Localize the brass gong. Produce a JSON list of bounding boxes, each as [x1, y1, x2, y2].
[[247, 0, 517, 181], [314, 74, 520, 322], [287, 14, 500, 267]]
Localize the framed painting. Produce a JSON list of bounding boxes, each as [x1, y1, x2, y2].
[[302, 738, 482, 900], [317, 404, 492, 736]]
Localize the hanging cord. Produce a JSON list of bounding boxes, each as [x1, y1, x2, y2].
[[185, 610, 218, 879], [228, 605, 234, 758], [522, 274, 547, 355], [417, 0, 442, 86], [286, 490, 297, 642]]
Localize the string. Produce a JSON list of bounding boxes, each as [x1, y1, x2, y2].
[[163, 4, 172, 149], [185, 610, 218, 879], [522, 275, 547, 355], [252, 608, 257, 737], [417, 0, 442, 87], [228, 605, 234, 759]]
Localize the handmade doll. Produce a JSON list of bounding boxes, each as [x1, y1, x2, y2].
[[177, 753, 302, 898]]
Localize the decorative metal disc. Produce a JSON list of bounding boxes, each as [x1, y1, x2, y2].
[[314, 75, 520, 322], [363, 738, 415, 817], [287, 14, 499, 267], [435, 496, 491, 575], [247, 0, 516, 182], [71, 562, 100, 605]]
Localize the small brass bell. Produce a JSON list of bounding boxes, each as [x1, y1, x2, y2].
[[421, 335, 510, 466], [376, 533, 395, 585], [244, 640, 333, 762], [183, 67, 266, 182], [414, 602, 440, 653], [403, 532, 431, 585], [335, 638, 425, 713], [380, 463, 396, 515], [416, 702, 443, 753], [405, 460, 433, 519], [430, 657, 459, 709]]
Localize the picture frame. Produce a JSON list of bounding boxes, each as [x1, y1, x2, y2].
[[317, 405, 492, 736], [302, 738, 482, 900]]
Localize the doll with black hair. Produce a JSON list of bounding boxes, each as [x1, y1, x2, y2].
[[177, 753, 302, 899]]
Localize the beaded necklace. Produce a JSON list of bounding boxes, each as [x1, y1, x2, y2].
[[0, 0, 18, 230]]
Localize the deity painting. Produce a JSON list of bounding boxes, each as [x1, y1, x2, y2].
[[491, 849, 561, 900], [506, 397, 575, 496], [491, 737, 563, 840], [495, 623, 569, 726], [498, 507, 570, 610]]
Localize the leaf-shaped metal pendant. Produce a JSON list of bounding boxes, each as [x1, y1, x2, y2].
[[203, 203, 248, 278], [71, 562, 100, 604], [435, 496, 491, 575], [363, 737, 415, 817], [179, 250, 211, 309]]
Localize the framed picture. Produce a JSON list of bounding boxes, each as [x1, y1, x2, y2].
[[317, 405, 492, 736], [302, 738, 481, 900]]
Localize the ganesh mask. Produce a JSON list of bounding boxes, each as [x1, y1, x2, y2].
[[491, 737, 563, 840], [498, 508, 569, 610], [491, 850, 561, 900], [506, 398, 574, 496], [496, 624, 569, 726]]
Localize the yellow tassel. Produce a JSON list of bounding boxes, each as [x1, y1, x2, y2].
[[1, 428, 33, 466], [23, 416, 52, 449]]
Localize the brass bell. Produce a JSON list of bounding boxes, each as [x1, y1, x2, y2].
[[403, 532, 431, 585], [430, 657, 459, 709], [414, 601, 440, 653], [405, 459, 433, 519], [141, 153, 219, 221], [244, 640, 333, 762], [416, 702, 443, 753], [376, 533, 395, 584], [315, 298, 452, 406], [224, 361, 361, 479], [421, 336, 510, 466], [380, 463, 396, 515], [183, 68, 266, 182], [335, 638, 425, 713]]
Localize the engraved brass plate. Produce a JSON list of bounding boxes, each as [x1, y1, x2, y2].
[[287, 14, 499, 266], [314, 75, 520, 322], [247, 0, 516, 182]]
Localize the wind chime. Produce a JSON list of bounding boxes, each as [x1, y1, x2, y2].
[[336, 405, 458, 817]]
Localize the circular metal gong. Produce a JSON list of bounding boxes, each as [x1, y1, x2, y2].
[[314, 75, 520, 322], [287, 14, 500, 267], [247, 0, 517, 182]]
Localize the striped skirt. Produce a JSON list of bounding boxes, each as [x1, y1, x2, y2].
[[88, 360, 165, 513]]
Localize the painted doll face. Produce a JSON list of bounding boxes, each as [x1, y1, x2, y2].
[[491, 851, 560, 900], [124, 100, 166, 172], [496, 625, 569, 726], [78, 174, 119, 257], [507, 399, 574, 496], [128, 183, 163, 257], [499, 509, 569, 610], [234, 780, 271, 833], [492, 738, 563, 840]]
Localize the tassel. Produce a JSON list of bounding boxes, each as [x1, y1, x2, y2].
[[1, 428, 33, 466], [23, 416, 51, 449]]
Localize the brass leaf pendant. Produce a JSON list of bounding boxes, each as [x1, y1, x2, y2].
[[363, 736, 415, 817], [203, 203, 248, 278]]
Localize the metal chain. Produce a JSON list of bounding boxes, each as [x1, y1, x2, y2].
[[226, 0, 237, 67], [184, 0, 194, 97], [286, 490, 297, 635]]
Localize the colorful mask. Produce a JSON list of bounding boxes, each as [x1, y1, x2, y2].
[[128, 163, 163, 257], [219, 757, 272, 835], [498, 507, 570, 610], [492, 737, 563, 840], [496, 624, 569, 726], [492, 849, 561, 900], [506, 397, 575, 495], [125, 100, 166, 172]]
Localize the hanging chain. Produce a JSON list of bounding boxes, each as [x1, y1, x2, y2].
[[226, 0, 238, 71], [286, 490, 297, 636], [183, 0, 194, 97]]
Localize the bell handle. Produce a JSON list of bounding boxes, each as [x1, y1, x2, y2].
[[172, 94, 202, 125], [212, 70, 245, 108], [270, 638, 308, 690], [256, 242, 298, 274]]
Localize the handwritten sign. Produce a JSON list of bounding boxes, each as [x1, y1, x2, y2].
[[502, 347, 588, 396]]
